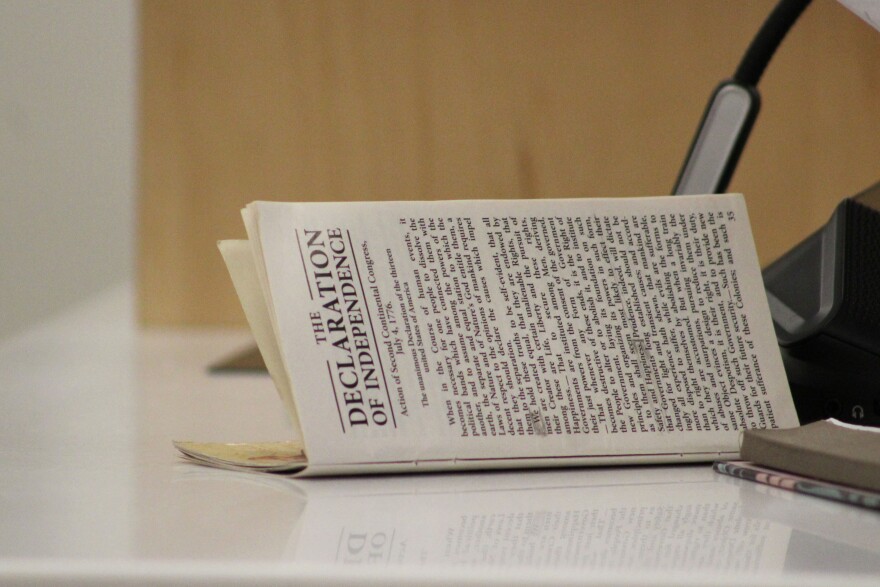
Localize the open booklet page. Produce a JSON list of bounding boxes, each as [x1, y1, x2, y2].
[[188, 194, 798, 476]]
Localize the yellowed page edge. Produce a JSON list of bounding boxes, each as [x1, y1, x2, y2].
[[218, 239, 303, 441]]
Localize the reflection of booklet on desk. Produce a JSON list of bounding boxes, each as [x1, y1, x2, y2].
[[175, 194, 798, 476], [282, 468, 791, 571]]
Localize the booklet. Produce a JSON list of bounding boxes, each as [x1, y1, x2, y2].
[[174, 194, 799, 476]]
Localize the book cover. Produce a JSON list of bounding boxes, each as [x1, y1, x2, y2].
[[739, 418, 880, 493]]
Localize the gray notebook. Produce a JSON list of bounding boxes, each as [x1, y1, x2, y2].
[[740, 419, 880, 493]]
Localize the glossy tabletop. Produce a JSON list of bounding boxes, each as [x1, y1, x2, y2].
[[2, 285, 879, 586]]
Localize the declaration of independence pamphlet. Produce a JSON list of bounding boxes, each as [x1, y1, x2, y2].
[[175, 194, 799, 476]]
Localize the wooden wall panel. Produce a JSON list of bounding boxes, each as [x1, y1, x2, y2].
[[139, 0, 880, 327]]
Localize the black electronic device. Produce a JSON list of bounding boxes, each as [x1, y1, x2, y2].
[[764, 182, 880, 425], [675, 0, 880, 425]]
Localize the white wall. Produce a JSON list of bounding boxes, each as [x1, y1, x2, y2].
[[0, 0, 136, 338]]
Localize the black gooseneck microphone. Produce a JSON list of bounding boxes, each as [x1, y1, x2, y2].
[[673, 0, 811, 197], [674, 0, 880, 426]]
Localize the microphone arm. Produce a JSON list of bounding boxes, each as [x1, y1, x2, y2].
[[673, 0, 812, 196]]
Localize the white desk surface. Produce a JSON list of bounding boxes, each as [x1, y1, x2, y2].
[[2, 285, 879, 586]]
